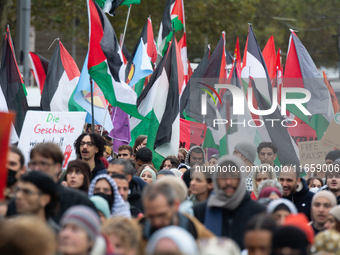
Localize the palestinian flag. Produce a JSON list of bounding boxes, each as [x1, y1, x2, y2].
[[233, 36, 242, 71], [95, 0, 140, 16], [87, 0, 144, 119], [252, 77, 300, 166], [284, 30, 333, 139], [0, 26, 28, 136], [323, 71, 339, 113], [40, 40, 82, 112], [29, 52, 49, 95], [157, 0, 185, 56], [132, 36, 183, 169], [178, 32, 189, 94], [262, 36, 276, 80]]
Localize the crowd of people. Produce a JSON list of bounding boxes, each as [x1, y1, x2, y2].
[[2, 128, 340, 255]]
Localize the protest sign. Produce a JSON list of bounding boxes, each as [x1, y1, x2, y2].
[[299, 140, 333, 167], [321, 111, 340, 149], [180, 118, 207, 150], [0, 112, 16, 200], [18, 111, 86, 168]]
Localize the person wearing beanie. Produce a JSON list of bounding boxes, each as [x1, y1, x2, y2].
[[271, 226, 309, 255], [310, 190, 337, 235], [267, 198, 298, 226], [58, 205, 106, 255], [251, 164, 278, 200], [209, 154, 219, 166], [325, 150, 340, 166], [15, 171, 60, 231], [90, 195, 111, 224], [314, 229, 340, 254], [284, 213, 315, 245], [258, 186, 282, 200], [233, 141, 257, 192], [193, 155, 266, 250], [324, 205, 340, 232], [62, 159, 91, 193]]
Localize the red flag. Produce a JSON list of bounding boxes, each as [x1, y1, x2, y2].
[[233, 36, 242, 70], [180, 118, 206, 149], [0, 112, 15, 200], [29, 52, 49, 95], [262, 36, 276, 80]]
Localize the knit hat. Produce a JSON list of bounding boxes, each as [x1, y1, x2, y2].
[[329, 205, 340, 223], [90, 195, 111, 218], [314, 230, 340, 254], [65, 159, 91, 183], [21, 171, 57, 197], [60, 205, 101, 241], [312, 190, 337, 208], [234, 142, 257, 164], [326, 150, 340, 162], [157, 175, 188, 203], [283, 213, 315, 245], [258, 187, 282, 199], [272, 226, 309, 255]]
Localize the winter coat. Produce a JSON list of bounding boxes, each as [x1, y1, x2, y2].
[[90, 159, 107, 181]]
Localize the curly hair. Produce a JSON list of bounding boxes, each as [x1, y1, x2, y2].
[[159, 156, 180, 170], [257, 142, 278, 154], [74, 133, 105, 160]]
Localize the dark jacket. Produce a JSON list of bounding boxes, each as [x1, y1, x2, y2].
[[193, 192, 266, 250], [319, 184, 340, 205], [128, 177, 144, 213], [132, 176, 147, 190], [6, 183, 96, 224], [91, 159, 107, 181], [286, 178, 314, 221]]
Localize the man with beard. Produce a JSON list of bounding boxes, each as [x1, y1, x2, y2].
[[138, 182, 214, 253], [279, 165, 314, 220], [74, 133, 107, 181], [184, 146, 205, 167], [318, 159, 340, 204], [193, 155, 266, 250]]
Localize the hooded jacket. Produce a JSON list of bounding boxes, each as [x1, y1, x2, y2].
[[88, 174, 131, 218], [284, 178, 314, 221], [193, 155, 266, 250], [185, 146, 206, 166], [91, 159, 107, 181]]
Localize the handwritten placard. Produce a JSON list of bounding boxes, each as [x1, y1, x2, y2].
[[299, 140, 333, 166]]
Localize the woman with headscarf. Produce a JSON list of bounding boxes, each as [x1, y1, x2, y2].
[[88, 174, 131, 218], [251, 164, 277, 200], [310, 190, 337, 235], [138, 166, 157, 184], [267, 198, 298, 226], [145, 226, 199, 255], [324, 205, 340, 232]]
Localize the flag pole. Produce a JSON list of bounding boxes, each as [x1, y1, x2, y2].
[[90, 77, 95, 133], [121, 4, 132, 48]]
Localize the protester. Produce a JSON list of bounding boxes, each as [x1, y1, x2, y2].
[[118, 145, 134, 160], [88, 174, 131, 218], [156, 175, 188, 203], [251, 164, 277, 200], [271, 226, 309, 255], [193, 155, 266, 249], [5, 146, 27, 200], [138, 182, 214, 252], [209, 154, 219, 166], [89, 195, 110, 224], [135, 147, 153, 170], [198, 237, 241, 255], [320, 160, 340, 204], [243, 215, 278, 255], [310, 190, 337, 235], [185, 145, 206, 167], [159, 155, 180, 170], [132, 135, 147, 155], [178, 148, 188, 163], [258, 187, 282, 200], [325, 150, 340, 166], [102, 216, 141, 255], [257, 142, 278, 167], [307, 177, 323, 189], [6, 143, 96, 224], [156, 169, 175, 179], [0, 216, 56, 255], [107, 158, 146, 213], [178, 162, 190, 174], [314, 229, 340, 254], [74, 133, 107, 181], [258, 180, 283, 197], [283, 213, 315, 246], [267, 198, 298, 226], [278, 165, 314, 220], [145, 226, 199, 255], [103, 145, 113, 163], [138, 166, 157, 184], [233, 141, 257, 192], [62, 159, 91, 193], [324, 205, 340, 232], [169, 168, 183, 178], [58, 205, 106, 255], [189, 170, 213, 206]]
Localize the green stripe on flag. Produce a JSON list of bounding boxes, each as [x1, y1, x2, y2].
[[121, 0, 140, 6], [172, 17, 184, 32], [68, 86, 86, 112], [146, 110, 163, 169]]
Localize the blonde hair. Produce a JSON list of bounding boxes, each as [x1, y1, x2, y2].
[[102, 216, 141, 253]]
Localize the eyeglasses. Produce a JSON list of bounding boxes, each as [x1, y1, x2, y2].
[[28, 160, 55, 169], [15, 187, 42, 196], [80, 141, 94, 147]]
